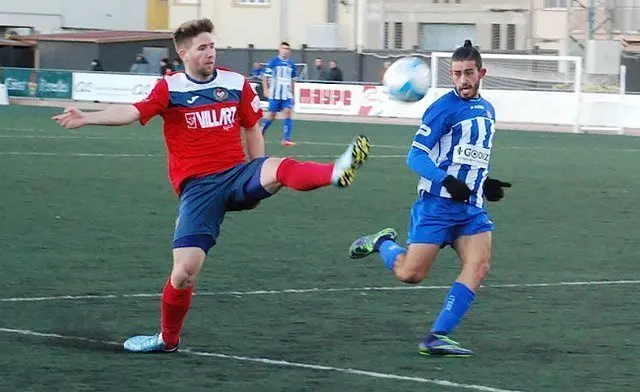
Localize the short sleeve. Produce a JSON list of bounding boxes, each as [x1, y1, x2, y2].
[[488, 102, 496, 122], [239, 78, 263, 128], [133, 78, 169, 125], [263, 58, 275, 78]]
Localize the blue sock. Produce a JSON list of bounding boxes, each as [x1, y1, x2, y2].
[[261, 118, 272, 134], [283, 118, 293, 141], [378, 240, 406, 271], [431, 282, 476, 336]]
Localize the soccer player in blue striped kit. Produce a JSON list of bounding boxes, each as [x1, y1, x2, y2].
[[262, 41, 298, 147], [349, 40, 511, 357]]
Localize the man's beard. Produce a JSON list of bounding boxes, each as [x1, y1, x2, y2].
[[195, 65, 214, 79], [456, 81, 480, 97]]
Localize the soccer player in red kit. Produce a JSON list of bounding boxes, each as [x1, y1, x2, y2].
[[52, 18, 370, 353]]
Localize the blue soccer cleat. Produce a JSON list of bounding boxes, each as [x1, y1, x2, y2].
[[331, 135, 371, 188], [348, 227, 398, 259], [123, 333, 179, 353], [419, 334, 473, 357]]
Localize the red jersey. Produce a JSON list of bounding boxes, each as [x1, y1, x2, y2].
[[133, 67, 263, 194]]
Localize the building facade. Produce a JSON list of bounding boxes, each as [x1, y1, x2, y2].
[[2, 1, 638, 52], [0, 0, 168, 36], [169, 0, 532, 51]]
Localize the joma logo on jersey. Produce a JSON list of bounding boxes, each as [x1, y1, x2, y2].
[[185, 107, 237, 130]]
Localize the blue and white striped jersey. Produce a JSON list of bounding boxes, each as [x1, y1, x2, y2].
[[264, 56, 297, 100], [411, 89, 496, 208]]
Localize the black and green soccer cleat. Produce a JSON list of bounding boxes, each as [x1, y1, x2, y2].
[[419, 334, 473, 357], [348, 227, 398, 259], [331, 134, 371, 188]]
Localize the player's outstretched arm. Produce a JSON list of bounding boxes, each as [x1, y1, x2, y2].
[[244, 123, 265, 159], [52, 105, 141, 129], [406, 147, 448, 183], [407, 147, 471, 201]]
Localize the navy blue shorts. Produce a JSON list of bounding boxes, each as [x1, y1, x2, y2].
[[173, 158, 271, 251], [407, 192, 494, 246]]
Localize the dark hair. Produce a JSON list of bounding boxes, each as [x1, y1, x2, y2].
[[281, 41, 290, 47], [452, 39, 482, 69], [173, 18, 214, 48]]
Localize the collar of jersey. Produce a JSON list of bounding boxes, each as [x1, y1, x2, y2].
[[185, 69, 218, 85], [453, 88, 482, 102]]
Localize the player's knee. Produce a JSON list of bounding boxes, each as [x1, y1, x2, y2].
[[467, 259, 491, 281], [394, 246, 437, 284], [478, 260, 491, 279], [171, 257, 204, 288], [263, 157, 285, 184], [395, 268, 427, 284], [400, 274, 424, 284], [171, 265, 200, 288]]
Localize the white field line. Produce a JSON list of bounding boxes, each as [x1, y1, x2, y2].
[[0, 327, 523, 392], [0, 151, 405, 159], [0, 132, 409, 149], [1, 131, 640, 152], [2, 279, 639, 303]]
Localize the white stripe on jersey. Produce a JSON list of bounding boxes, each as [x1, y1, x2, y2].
[[165, 70, 244, 93], [268, 65, 293, 100], [436, 128, 453, 167], [411, 141, 430, 153]]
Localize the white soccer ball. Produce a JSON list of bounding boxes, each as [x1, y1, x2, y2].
[[383, 56, 431, 102]]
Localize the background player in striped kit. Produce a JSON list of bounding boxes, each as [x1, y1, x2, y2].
[[348, 40, 511, 357], [261, 42, 298, 147]]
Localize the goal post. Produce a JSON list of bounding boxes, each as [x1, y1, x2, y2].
[[579, 64, 626, 135], [429, 52, 625, 134]]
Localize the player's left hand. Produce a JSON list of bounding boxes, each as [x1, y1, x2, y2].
[[52, 107, 88, 129], [483, 177, 511, 202]]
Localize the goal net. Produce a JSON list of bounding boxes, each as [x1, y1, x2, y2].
[[429, 52, 626, 134]]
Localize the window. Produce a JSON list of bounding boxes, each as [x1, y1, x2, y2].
[[420, 23, 475, 51], [543, 0, 567, 8], [384, 22, 389, 49], [394, 22, 403, 49], [327, 0, 337, 22], [235, 0, 270, 5], [491, 24, 501, 50], [506, 24, 516, 50]]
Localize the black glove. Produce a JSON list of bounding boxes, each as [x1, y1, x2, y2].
[[483, 177, 511, 202], [442, 175, 472, 202]]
